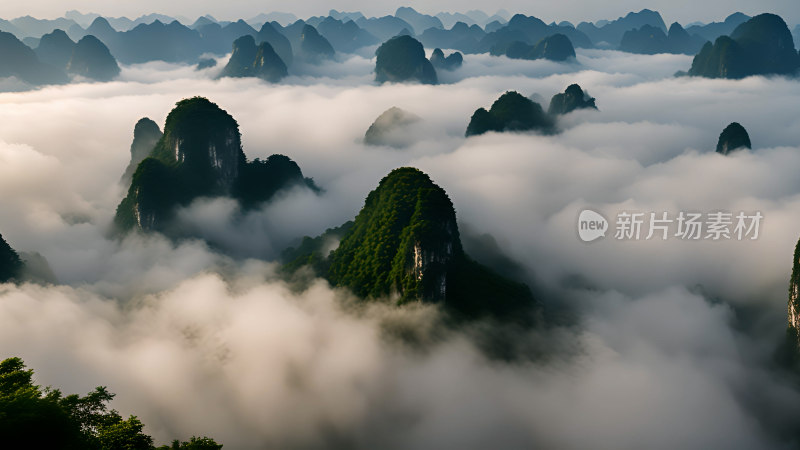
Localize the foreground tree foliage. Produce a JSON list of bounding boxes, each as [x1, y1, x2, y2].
[[0, 357, 221, 449]]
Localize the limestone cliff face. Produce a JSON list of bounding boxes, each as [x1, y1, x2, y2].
[[327, 167, 462, 303], [284, 167, 537, 320], [115, 97, 246, 232], [115, 97, 315, 234], [548, 84, 597, 116], [121, 118, 162, 184], [788, 238, 800, 348]]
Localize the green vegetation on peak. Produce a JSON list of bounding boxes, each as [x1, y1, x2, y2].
[[716, 122, 751, 154], [115, 97, 316, 234], [327, 167, 461, 302], [785, 237, 800, 364], [0, 357, 222, 449], [283, 167, 536, 321], [0, 232, 23, 283], [466, 91, 555, 136], [548, 83, 597, 115], [233, 154, 320, 209], [374, 35, 437, 85]]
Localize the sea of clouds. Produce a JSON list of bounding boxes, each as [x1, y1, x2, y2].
[[1, 47, 799, 448]]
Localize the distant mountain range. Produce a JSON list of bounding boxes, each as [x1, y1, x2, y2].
[[0, 8, 797, 89]]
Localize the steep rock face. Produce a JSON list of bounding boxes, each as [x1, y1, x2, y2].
[[788, 238, 800, 352], [0, 232, 22, 283], [375, 35, 437, 84], [219, 34, 257, 77], [35, 29, 75, 68], [121, 118, 163, 184], [466, 91, 555, 136], [716, 122, 751, 154], [689, 13, 800, 78], [299, 24, 335, 62], [115, 97, 245, 231], [323, 167, 459, 303], [283, 167, 536, 319], [252, 42, 289, 81], [155, 97, 243, 190], [66, 35, 120, 81], [219, 35, 287, 82], [115, 97, 316, 233], [430, 48, 463, 70], [364, 107, 422, 148], [548, 84, 597, 115]]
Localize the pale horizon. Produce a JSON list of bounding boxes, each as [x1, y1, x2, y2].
[[1, 1, 798, 28]]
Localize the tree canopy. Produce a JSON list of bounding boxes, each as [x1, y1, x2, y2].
[[0, 357, 221, 449]]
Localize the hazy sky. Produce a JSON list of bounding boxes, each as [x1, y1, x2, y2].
[[2, 0, 799, 26]]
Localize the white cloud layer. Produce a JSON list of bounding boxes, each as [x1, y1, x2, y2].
[[1, 48, 800, 447]]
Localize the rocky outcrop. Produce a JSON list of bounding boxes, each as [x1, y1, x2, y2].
[[115, 97, 316, 233], [716, 122, 751, 154], [430, 48, 463, 70], [283, 167, 536, 320], [375, 35, 437, 84], [548, 84, 597, 115], [121, 118, 163, 184], [66, 35, 120, 81], [466, 91, 555, 136], [364, 107, 422, 148], [788, 237, 800, 353]]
